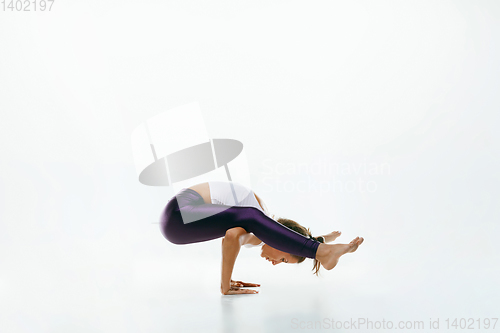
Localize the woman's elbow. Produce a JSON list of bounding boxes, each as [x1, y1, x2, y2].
[[224, 227, 247, 239]]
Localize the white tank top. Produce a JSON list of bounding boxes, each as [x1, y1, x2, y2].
[[208, 181, 266, 214]]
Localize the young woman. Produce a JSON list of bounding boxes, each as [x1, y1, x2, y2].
[[159, 181, 364, 295]]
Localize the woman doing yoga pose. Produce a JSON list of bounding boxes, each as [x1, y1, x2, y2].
[[160, 181, 364, 295]]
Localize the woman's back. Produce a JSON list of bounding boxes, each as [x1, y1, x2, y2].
[[187, 181, 271, 223], [208, 181, 265, 214]]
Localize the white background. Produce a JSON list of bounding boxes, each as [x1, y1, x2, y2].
[[1, 1, 499, 332]]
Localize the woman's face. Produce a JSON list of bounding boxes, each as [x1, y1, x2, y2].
[[260, 244, 299, 265]]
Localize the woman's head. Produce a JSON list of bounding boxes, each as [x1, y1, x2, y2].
[[260, 244, 299, 265], [261, 218, 324, 275]]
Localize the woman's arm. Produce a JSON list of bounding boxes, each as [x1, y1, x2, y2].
[[220, 227, 259, 295]]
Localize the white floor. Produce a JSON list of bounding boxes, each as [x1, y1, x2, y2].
[[1, 212, 498, 333]]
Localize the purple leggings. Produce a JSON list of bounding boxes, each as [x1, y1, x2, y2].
[[159, 188, 320, 259]]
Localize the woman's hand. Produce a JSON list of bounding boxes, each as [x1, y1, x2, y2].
[[222, 286, 259, 295], [221, 280, 260, 295], [231, 279, 260, 288]]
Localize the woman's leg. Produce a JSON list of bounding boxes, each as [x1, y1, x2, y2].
[[160, 188, 320, 259]]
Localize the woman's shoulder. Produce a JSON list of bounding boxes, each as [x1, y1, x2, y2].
[[242, 234, 263, 247]]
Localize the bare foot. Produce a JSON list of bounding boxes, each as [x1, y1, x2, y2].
[[346, 236, 364, 253], [322, 231, 342, 243], [315, 237, 364, 270]]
